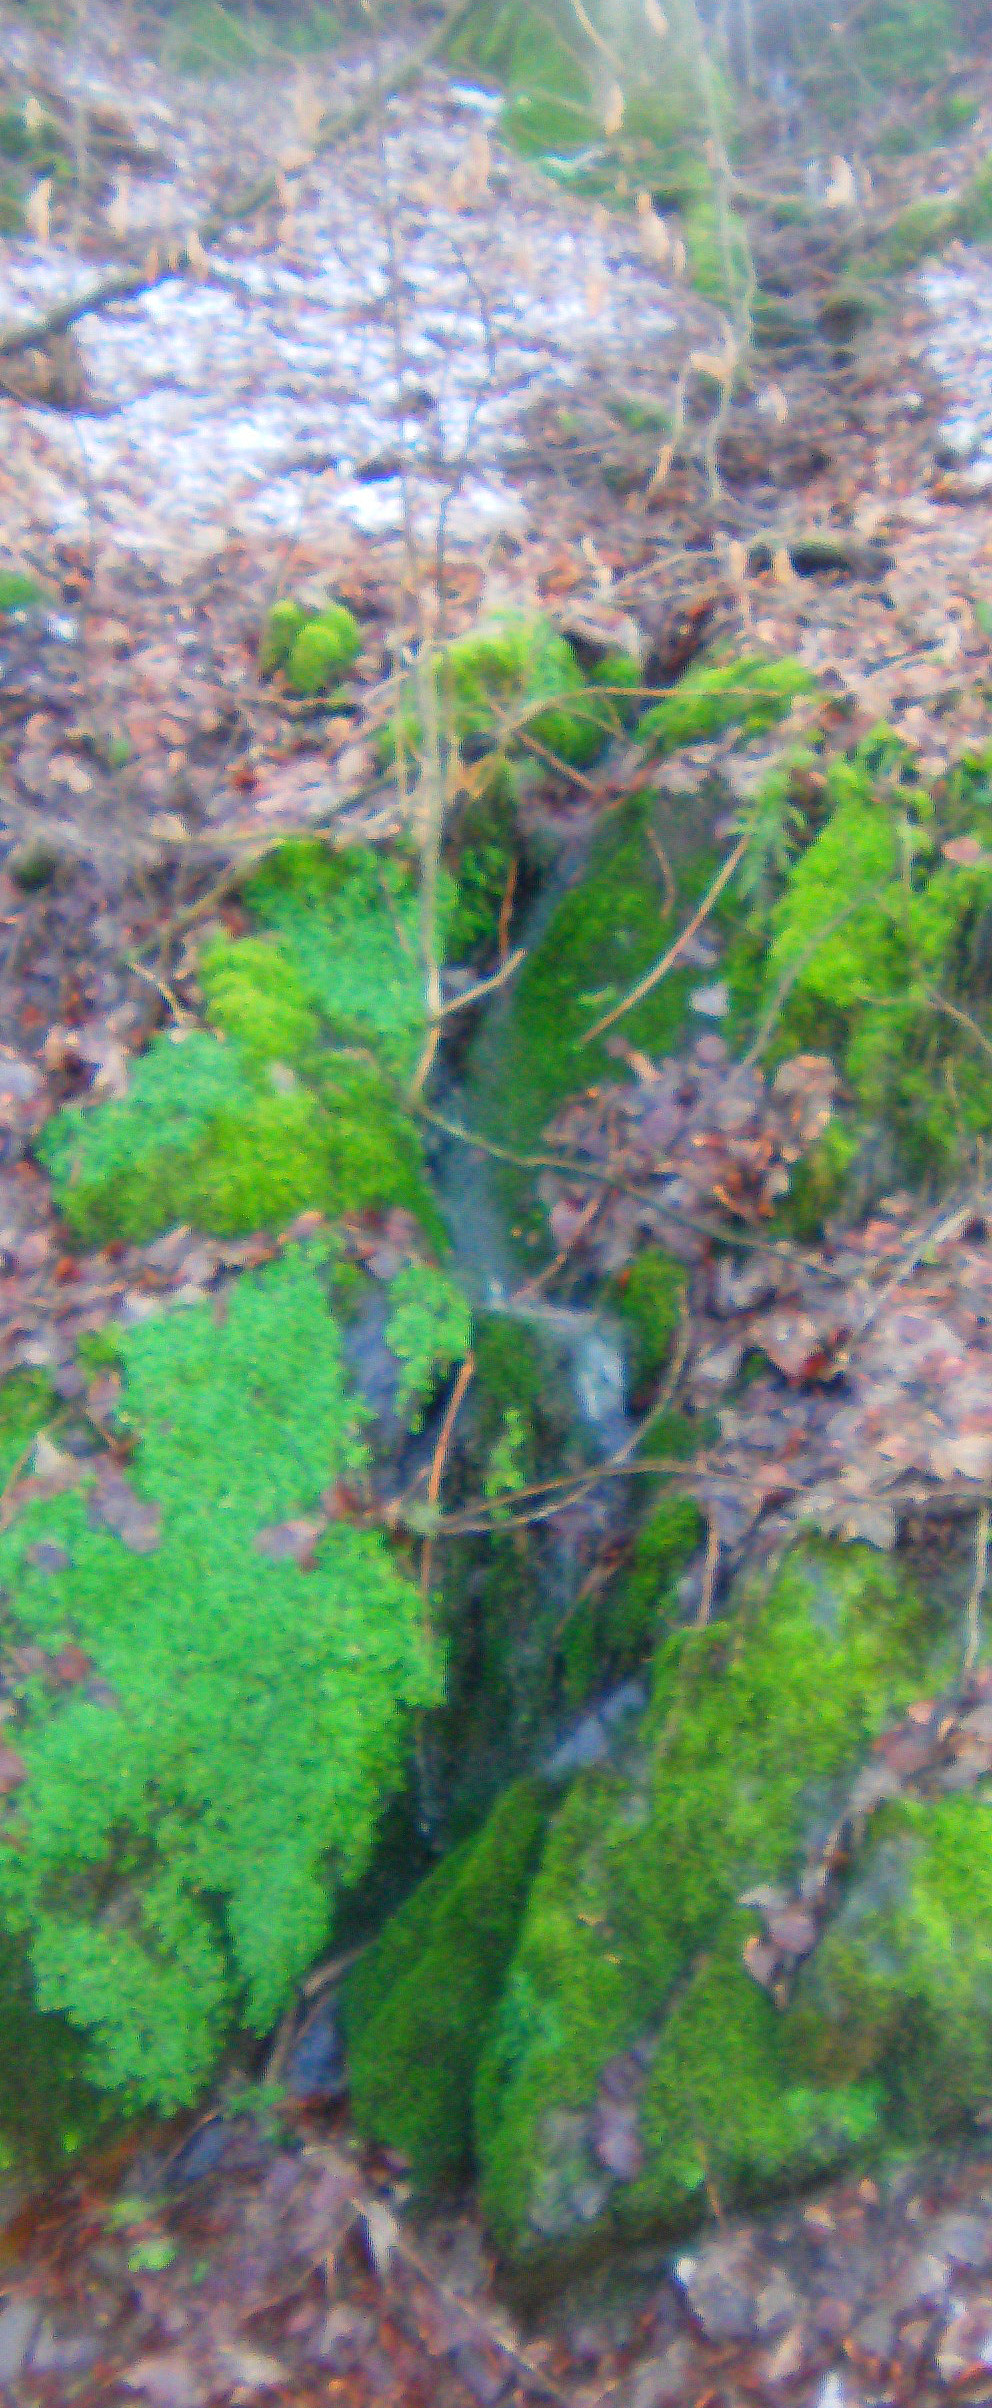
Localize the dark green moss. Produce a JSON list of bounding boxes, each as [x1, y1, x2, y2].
[[474, 1540, 955, 2253], [761, 744, 992, 1186], [470, 806, 704, 1171], [346, 1780, 550, 2188], [609, 1251, 686, 1394], [0, 1371, 58, 1484], [445, 781, 518, 964]]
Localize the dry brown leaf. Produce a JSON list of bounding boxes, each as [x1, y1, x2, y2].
[[603, 81, 625, 137], [824, 153, 857, 209], [24, 178, 52, 243]]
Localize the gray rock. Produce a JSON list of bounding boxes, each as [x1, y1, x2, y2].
[[0, 2297, 40, 2382]]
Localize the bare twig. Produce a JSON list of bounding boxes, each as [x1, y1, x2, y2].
[[695, 1515, 722, 1628], [431, 946, 525, 1022], [964, 1502, 990, 1677], [581, 831, 749, 1043]]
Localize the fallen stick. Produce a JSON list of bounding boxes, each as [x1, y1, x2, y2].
[[0, 0, 470, 364]]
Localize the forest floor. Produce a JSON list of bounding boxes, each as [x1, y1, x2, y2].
[[7, 6, 992, 2405]]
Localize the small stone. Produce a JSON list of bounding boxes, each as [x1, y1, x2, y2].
[[309, 2304, 375, 2368], [754, 2272, 801, 2337], [0, 2298, 40, 2382], [937, 2302, 992, 2384], [591, 2099, 644, 2182], [756, 2318, 825, 2387], [930, 2211, 992, 2271], [28, 2317, 98, 2374], [675, 2241, 758, 2344], [626, 2340, 698, 2408], [690, 980, 729, 1019]]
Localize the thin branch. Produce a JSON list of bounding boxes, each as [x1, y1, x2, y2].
[[964, 1502, 990, 1677], [419, 1348, 475, 1599], [581, 831, 749, 1043], [417, 1101, 826, 1266], [431, 945, 525, 1023]]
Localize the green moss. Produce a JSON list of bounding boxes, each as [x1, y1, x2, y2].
[[346, 1780, 549, 2188], [199, 934, 320, 1068], [561, 1476, 702, 1707], [246, 841, 427, 1082], [445, 781, 517, 963], [39, 1032, 325, 1245], [474, 1539, 952, 2252], [0, 1370, 57, 1484], [761, 744, 992, 1183], [443, 614, 612, 771], [384, 1262, 472, 1429], [0, 1935, 115, 2180], [0, 569, 51, 615], [469, 807, 716, 1203], [636, 653, 815, 756], [0, 1247, 437, 2123], [609, 1250, 685, 1393], [879, 196, 957, 270], [38, 1030, 438, 1249], [259, 598, 309, 676], [795, 1795, 992, 2134], [286, 606, 362, 696]]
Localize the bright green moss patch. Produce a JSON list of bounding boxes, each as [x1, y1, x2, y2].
[[0, 1247, 437, 2121], [636, 653, 815, 756], [0, 569, 51, 615], [474, 1539, 957, 2253], [39, 1032, 324, 1245], [385, 616, 622, 797], [259, 599, 362, 691], [384, 1262, 472, 1429], [444, 615, 610, 770], [245, 841, 427, 1081], [38, 842, 443, 1245], [346, 1780, 549, 2188], [38, 1028, 438, 1249], [286, 606, 362, 695], [259, 598, 309, 675], [199, 935, 320, 1068], [760, 741, 992, 1182], [796, 1796, 992, 2130]]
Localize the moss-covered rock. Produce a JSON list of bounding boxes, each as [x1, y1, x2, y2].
[[346, 1780, 549, 2188], [37, 1029, 435, 1246], [609, 1250, 686, 1395], [259, 599, 362, 692], [469, 804, 708, 1186], [37, 844, 442, 1246], [286, 606, 363, 696], [636, 653, 815, 757], [468, 1538, 977, 2256], [759, 739, 992, 1183]]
